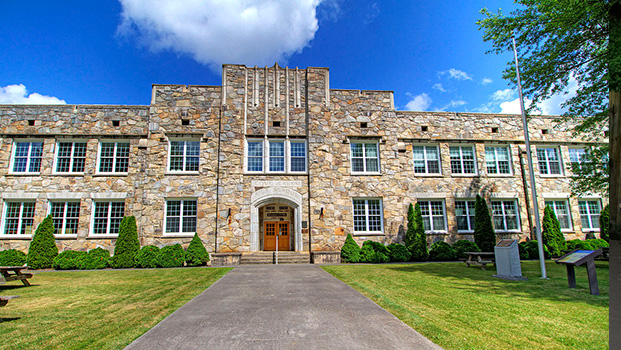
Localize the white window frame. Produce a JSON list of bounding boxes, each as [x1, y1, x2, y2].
[[568, 147, 587, 167], [352, 198, 384, 235], [449, 145, 477, 175], [412, 144, 441, 175], [1, 200, 36, 237], [268, 139, 286, 173], [90, 200, 125, 237], [53, 139, 87, 174], [245, 138, 308, 174], [49, 200, 81, 237], [163, 198, 198, 236], [167, 139, 200, 173], [350, 141, 380, 174], [418, 200, 448, 233], [485, 145, 512, 176], [544, 199, 573, 232], [455, 199, 476, 232], [10, 139, 44, 174], [537, 146, 563, 176], [288, 140, 307, 173], [97, 140, 130, 174], [491, 199, 521, 232], [578, 199, 601, 232]]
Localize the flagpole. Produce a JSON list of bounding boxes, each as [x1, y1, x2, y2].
[[512, 35, 547, 279]]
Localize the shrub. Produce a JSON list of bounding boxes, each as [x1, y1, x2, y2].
[[361, 241, 390, 263], [156, 244, 185, 268], [135, 245, 160, 268], [185, 233, 210, 267], [541, 206, 566, 257], [429, 241, 458, 261], [524, 240, 550, 259], [566, 239, 592, 251], [518, 242, 529, 260], [360, 244, 377, 263], [0, 249, 27, 266], [600, 204, 609, 242], [53, 250, 88, 270], [410, 203, 429, 261], [83, 248, 110, 269], [387, 243, 411, 262], [404, 203, 416, 255], [341, 234, 362, 263], [588, 238, 609, 250], [112, 216, 140, 268], [452, 240, 480, 260], [474, 195, 496, 252], [27, 215, 58, 269]]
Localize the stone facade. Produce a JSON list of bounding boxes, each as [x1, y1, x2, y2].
[[0, 64, 608, 257]]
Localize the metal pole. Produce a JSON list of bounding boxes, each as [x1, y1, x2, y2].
[[512, 36, 547, 278], [276, 231, 279, 265]]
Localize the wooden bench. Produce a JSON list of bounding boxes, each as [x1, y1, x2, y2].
[[464, 252, 495, 270], [0, 266, 34, 286], [0, 295, 19, 307]]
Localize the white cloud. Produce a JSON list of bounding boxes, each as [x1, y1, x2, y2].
[[118, 0, 323, 71], [494, 76, 579, 115], [432, 83, 446, 92], [439, 100, 467, 111], [405, 93, 432, 111], [482, 78, 492, 85], [491, 89, 515, 101], [499, 98, 524, 114], [0, 84, 66, 104], [439, 68, 473, 81]]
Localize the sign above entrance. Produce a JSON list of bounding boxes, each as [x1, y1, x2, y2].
[[252, 180, 302, 187]]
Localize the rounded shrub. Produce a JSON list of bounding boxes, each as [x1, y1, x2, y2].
[[587, 239, 609, 250], [185, 233, 210, 267], [83, 248, 110, 269], [135, 245, 160, 268], [452, 240, 480, 260], [429, 241, 458, 261], [387, 243, 411, 262], [112, 216, 140, 268], [360, 244, 378, 263], [341, 234, 361, 263], [518, 242, 529, 260], [362, 241, 390, 263], [27, 215, 58, 269], [53, 250, 88, 270], [524, 240, 549, 259], [566, 239, 595, 251], [156, 244, 185, 268], [0, 249, 27, 266]]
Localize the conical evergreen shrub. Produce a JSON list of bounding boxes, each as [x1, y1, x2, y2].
[[185, 233, 210, 267], [341, 233, 361, 263], [112, 216, 140, 268], [600, 204, 609, 242], [541, 205, 566, 257], [404, 203, 416, 253], [474, 195, 496, 252], [410, 203, 428, 261], [27, 215, 58, 269]]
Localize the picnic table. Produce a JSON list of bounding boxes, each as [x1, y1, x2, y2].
[[0, 266, 33, 286], [464, 252, 495, 270]]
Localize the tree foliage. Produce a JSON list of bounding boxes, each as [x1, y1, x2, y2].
[[112, 216, 140, 268], [478, 1, 609, 195], [474, 195, 496, 252], [27, 215, 58, 269], [341, 234, 362, 263], [185, 233, 210, 267], [599, 204, 609, 242], [410, 203, 429, 261], [541, 205, 566, 256]]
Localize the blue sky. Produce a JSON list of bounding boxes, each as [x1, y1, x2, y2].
[[0, 1, 572, 114]]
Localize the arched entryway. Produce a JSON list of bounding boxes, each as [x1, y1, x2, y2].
[[250, 188, 303, 252]]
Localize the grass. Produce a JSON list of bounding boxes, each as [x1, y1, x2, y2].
[[323, 261, 608, 350], [0, 267, 231, 350]]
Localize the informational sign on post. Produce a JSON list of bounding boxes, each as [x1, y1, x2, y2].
[[493, 239, 527, 281], [555, 249, 602, 295]]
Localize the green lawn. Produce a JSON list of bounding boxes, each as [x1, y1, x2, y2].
[[0, 267, 231, 350], [323, 261, 608, 350]]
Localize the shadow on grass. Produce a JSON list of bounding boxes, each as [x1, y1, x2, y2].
[[0, 284, 40, 291], [0, 317, 21, 323]]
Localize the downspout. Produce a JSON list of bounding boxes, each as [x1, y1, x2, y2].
[[305, 69, 313, 257], [518, 148, 534, 240]]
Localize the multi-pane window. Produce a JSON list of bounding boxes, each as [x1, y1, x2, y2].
[[50, 201, 80, 235], [419, 200, 446, 232], [165, 199, 197, 234], [290, 141, 307, 172], [578, 200, 601, 231], [2, 201, 35, 235], [12, 141, 43, 173], [537, 147, 562, 175], [455, 200, 475, 231], [169, 140, 200, 172], [545, 200, 572, 230], [412, 146, 440, 174], [351, 142, 379, 173], [92, 201, 125, 235], [99, 142, 130, 173], [269, 141, 285, 172], [485, 146, 511, 174], [491, 200, 519, 231], [450, 146, 476, 174], [568, 148, 587, 166], [246, 139, 307, 173], [353, 199, 383, 233], [56, 141, 87, 173], [247, 140, 264, 172]]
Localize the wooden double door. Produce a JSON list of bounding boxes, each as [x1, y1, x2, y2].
[[264, 221, 290, 251]]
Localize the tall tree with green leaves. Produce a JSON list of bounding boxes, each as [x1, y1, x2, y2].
[[478, 1, 609, 195], [600, 204, 609, 242], [112, 216, 140, 268], [27, 215, 58, 269], [410, 203, 429, 261], [474, 195, 496, 252], [404, 203, 416, 251], [541, 205, 566, 256]]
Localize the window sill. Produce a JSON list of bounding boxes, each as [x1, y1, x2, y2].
[[165, 172, 200, 176], [7, 172, 41, 176], [244, 172, 308, 176], [54, 234, 78, 239], [539, 174, 565, 178], [352, 232, 384, 236], [0, 234, 32, 240], [496, 230, 522, 234], [52, 173, 86, 176], [87, 234, 119, 239], [93, 173, 129, 177], [412, 173, 443, 177], [162, 234, 196, 238], [425, 231, 449, 235], [457, 231, 474, 234], [450, 174, 479, 177], [351, 173, 382, 176], [484, 173, 514, 177]]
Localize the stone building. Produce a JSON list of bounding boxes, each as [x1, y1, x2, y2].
[[0, 64, 607, 264]]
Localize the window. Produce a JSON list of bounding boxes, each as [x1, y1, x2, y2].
[[165, 199, 197, 234], [455, 200, 475, 232], [412, 145, 440, 174], [578, 200, 601, 231], [56, 141, 87, 173], [169, 140, 200, 172], [50, 201, 80, 235], [92, 201, 125, 235], [353, 199, 383, 233], [2, 201, 35, 235], [351, 142, 380, 173], [485, 146, 511, 174], [269, 141, 285, 172], [99, 142, 130, 173], [568, 147, 588, 173], [247, 140, 264, 172], [544, 200, 572, 231], [418, 200, 446, 232], [450, 146, 476, 175], [12, 141, 43, 173], [245, 139, 308, 173], [491, 200, 520, 231], [537, 147, 562, 175], [290, 141, 307, 172]]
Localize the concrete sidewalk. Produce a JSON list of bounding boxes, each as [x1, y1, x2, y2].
[[126, 265, 442, 350]]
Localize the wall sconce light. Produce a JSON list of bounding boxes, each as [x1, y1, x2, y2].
[[320, 207, 324, 219]]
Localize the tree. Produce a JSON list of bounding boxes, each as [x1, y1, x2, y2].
[[341, 233, 361, 263], [112, 216, 140, 268], [599, 204, 609, 242], [541, 205, 566, 256], [404, 203, 416, 251], [478, 1, 609, 195], [474, 195, 496, 252], [27, 215, 58, 269], [185, 233, 210, 266], [410, 203, 428, 261]]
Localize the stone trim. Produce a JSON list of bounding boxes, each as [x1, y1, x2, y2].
[[91, 192, 127, 199], [2, 192, 39, 199], [47, 192, 87, 199]]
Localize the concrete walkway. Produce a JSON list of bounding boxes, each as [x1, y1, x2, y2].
[[126, 265, 442, 350]]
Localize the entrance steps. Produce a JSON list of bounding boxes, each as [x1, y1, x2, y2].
[[239, 251, 310, 265]]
